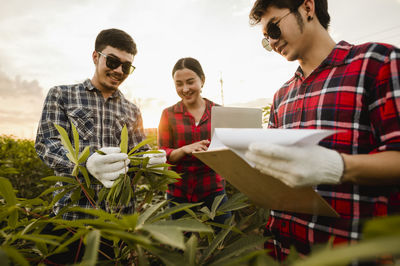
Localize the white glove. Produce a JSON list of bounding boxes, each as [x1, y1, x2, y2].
[[143, 150, 167, 170], [245, 143, 344, 187], [86, 147, 130, 188]]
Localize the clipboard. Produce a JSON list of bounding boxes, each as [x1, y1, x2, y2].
[[193, 128, 340, 217]]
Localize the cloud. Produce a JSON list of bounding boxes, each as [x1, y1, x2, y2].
[[0, 70, 45, 139]]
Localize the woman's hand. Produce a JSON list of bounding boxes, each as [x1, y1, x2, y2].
[[181, 140, 210, 154], [169, 140, 210, 163]]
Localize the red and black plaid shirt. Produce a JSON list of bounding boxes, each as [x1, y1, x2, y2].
[[266, 41, 400, 260], [158, 98, 224, 201]]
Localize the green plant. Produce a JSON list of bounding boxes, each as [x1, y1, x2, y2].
[[0, 135, 53, 199], [1, 127, 399, 265], [0, 124, 267, 265]]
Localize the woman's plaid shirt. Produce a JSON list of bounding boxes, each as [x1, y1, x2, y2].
[[158, 99, 224, 202], [265, 41, 400, 260], [35, 79, 147, 220]]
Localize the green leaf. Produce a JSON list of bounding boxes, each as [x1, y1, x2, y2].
[[67, 152, 78, 165], [16, 234, 61, 246], [199, 215, 235, 264], [70, 187, 82, 203], [0, 177, 17, 205], [144, 246, 186, 266], [127, 137, 155, 156], [72, 164, 79, 176], [71, 123, 80, 158], [208, 235, 268, 265], [363, 215, 400, 239], [100, 229, 151, 246], [120, 124, 128, 154], [141, 224, 185, 250], [211, 194, 225, 216], [293, 236, 400, 266], [78, 146, 90, 164], [41, 175, 78, 184], [0, 248, 10, 266], [149, 202, 202, 223], [79, 166, 91, 187], [185, 235, 198, 266], [137, 200, 168, 227], [152, 219, 213, 233], [0, 246, 29, 266], [54, 123, 77, 163], [136, 246, 150, 266], [120, 213, 139, 230], [80, 230, 101, 266]]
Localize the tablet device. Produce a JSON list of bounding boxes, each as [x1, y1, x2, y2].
[[211, 106, 263, 137]]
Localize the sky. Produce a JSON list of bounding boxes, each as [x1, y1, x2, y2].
[[0, 0, 399, 139]]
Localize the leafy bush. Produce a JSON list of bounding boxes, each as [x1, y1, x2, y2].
[[1, 129, 399, 266], [0, 135, 53, 198]]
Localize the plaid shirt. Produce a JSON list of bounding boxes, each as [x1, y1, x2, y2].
[[158, 98, 224, 201], [266, 41, 400, 260], [35, 79, 147, 220]]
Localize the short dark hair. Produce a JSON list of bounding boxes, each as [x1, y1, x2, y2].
[[249, 0, 330, 29], [95, 28, 137, 55], [172, 57, 205, 81]]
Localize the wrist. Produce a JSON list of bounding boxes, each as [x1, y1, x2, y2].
[[340, 153, 355, 183]]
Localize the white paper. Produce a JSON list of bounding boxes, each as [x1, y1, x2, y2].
[[208, 128, 338, 166]]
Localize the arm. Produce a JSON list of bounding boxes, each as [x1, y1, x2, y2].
[[342, 151, 400, 185], [157, 108, 209, 164], [35, 86, 75, 174], [168, 140, 210, 163]]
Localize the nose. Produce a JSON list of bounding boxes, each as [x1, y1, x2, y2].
[[182, 84, 190, 93], [113, 64, 124, 74], [269, 38, 279, 51]]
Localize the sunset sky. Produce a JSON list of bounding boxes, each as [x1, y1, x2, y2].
[[1, 0, 400, 139]]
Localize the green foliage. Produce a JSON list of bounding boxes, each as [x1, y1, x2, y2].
[[0, 135, 53, 198], [262, 104, 271, 127], [1, 129, 399, 265]]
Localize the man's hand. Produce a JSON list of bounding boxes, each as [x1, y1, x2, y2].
[[245, 143, 344, 187], [86, 147, 130, 188], [143, 150, 167, 170]]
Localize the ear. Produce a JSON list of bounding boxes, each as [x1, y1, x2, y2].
[[302, 0, 315, 18], [92, 51, 98, 64], [201, 76, 205, 87]]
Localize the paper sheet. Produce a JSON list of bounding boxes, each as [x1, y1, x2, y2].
[[209, 128, 338, 166]]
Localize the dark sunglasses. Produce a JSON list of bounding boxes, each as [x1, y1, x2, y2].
[[262, 11, 292, 52], [97, 51, 135, 75]]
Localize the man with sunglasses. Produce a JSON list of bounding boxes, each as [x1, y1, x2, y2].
[[246, 0, 400, 263], [35, 28, 166, 263]]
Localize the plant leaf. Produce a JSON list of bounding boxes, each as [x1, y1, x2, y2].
[[71, 123, 80, 158], [120, 124, 128, 154], [0, 246, 29, 266], [78, 146, 90, 164], [0, 177, 17, 205], [137, 200, 168, 227], [41, 176, 79, 184], [141, 224, 185, 250], [185, 235, 198, 266], [54, 123, 77, 163], [127, 137, 155, 156], [81, 230, 101, 266]]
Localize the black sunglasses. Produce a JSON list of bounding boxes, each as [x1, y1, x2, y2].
[[262, 11, 292, 52], [97, 51, 135, 75]]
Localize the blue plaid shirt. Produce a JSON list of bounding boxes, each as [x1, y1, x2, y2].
[[35, 79, 148, 220]]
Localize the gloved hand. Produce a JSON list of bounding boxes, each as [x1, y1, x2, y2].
[[245, 143, 344, 187], [86, 147, 130, 188], [143, 150, 167, 170]]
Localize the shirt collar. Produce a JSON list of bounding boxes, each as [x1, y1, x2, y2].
[[84, 78, 122, 99], [173, 98, 212, 114], [295, 41, 353, 79]]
